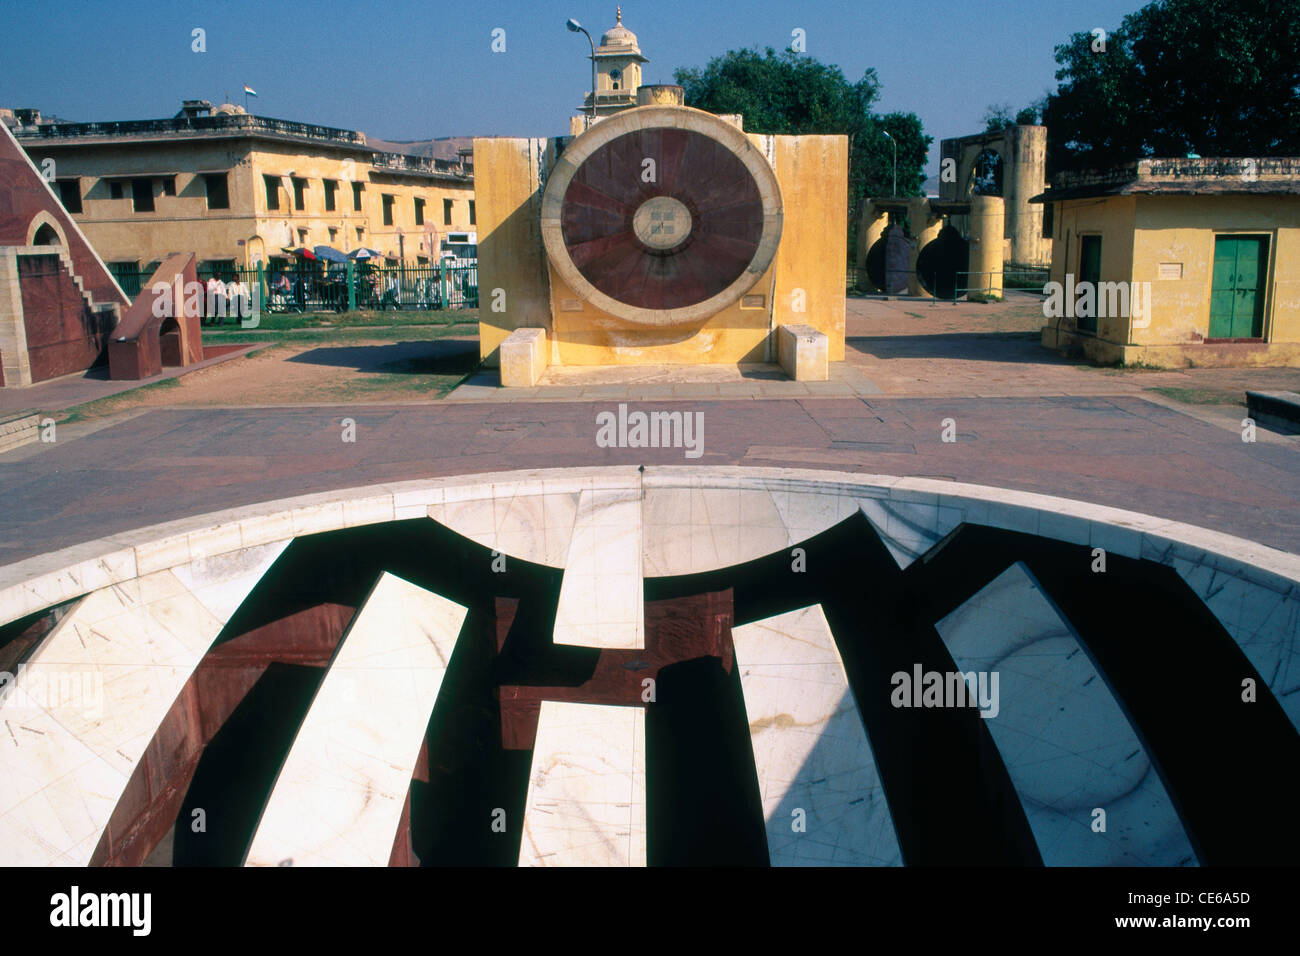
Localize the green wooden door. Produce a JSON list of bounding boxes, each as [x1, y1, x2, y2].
[[1209, 236, 1267, 339]]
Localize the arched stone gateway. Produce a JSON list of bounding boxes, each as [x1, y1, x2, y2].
[[1, 467, 1296, 867]]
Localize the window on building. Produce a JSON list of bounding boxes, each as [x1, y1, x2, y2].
[[414, 197, 425, 226], [264, 174, 280, 210], [108, 261, 141, 297], [324, 179, 337, 212], [56, 179, 82, 214], [382, 194, 395, 226], [469, 199, 476, 225], [131, 178, 154, 213], [161, 176, 177, 196], [443, 198, 453, 225], [1041, 203, 1054, 240], [292, 177, 307, 211], [352, 181, 364, 211], [204, 173, 229, 210], [329, 227, 339, 242], [199, 259, 237, 281], [297, 228, 309, 245], [356, 227, 365, 243]]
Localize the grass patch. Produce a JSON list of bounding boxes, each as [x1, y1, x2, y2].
[[208, 321, 478, 347], [1146, 386, 1242, 406], [204, 307, 479, 333], [56, 377, 182, 424], [334, 352, 481, 399]]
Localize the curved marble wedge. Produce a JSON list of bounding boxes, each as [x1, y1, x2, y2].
[[732, 605, 902, 866], [519, 701, 646, 867], [244, 572, 467, 867], [0, 541, 287, 866], [553, 488, 644, 649], [935, 563, 1198, 866]]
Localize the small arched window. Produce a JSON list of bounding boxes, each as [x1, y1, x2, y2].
[[33, 223, 60, 246]]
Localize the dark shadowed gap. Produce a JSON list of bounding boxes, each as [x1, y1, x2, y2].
[[172, 662, 326, 866], [645, 656, 769, 865], [647, 513, 1040, 865], [908, 524, 1300, 865]]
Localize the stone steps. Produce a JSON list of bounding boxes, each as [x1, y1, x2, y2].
[[0, 411, 40, 452]]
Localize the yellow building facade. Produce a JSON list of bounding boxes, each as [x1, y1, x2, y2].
[[1036, 158, 1300, 367], [13, 102, 474, 282]]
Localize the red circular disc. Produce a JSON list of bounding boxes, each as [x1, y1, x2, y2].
[[559, 127, 765, 311]]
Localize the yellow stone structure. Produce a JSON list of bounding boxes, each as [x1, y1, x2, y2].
[[940, 124, 1050, 268], [856, 195, 1005, 301], [12, 102, 474, 277], [1035, 157, 1300, 367], [477, 15, 847, 378]]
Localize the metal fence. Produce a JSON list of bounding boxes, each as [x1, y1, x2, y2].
[[110, 260, 478, 321], [847, 265, 1050, 302]]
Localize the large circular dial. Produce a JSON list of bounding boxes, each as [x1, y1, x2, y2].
[[541, 106, 783, 326]]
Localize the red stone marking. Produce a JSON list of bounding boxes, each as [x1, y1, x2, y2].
[[497, 589, 734, 750]]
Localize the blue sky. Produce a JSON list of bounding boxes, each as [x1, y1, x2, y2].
[[1, 0, 1145, 173]]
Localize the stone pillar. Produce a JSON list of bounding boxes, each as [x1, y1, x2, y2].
[[856, 200, 888, 284], [1009, 125, 1048, 267], [907, 199, 943, 298], [968, 195, 1005, 300], [0, 249, 33, 387], [636, 85, 684, 107]]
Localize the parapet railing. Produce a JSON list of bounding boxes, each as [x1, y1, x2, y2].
[[15, 114, 366, 146]]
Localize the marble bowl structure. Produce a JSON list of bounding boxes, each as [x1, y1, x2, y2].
[[0, 467, 1296, 866]]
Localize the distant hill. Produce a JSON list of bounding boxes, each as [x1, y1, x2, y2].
[[367, 135, 476, 162]]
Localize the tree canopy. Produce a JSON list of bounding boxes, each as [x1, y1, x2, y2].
[[1043, 0, 1300, 172], [674, 47, 931, 249]]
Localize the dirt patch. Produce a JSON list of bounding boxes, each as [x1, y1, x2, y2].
[[58, 336, 479, 422]]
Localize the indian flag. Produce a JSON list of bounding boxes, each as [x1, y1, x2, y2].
[[243, 85, 258, 97]]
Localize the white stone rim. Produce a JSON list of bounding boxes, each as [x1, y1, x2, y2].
[[1, 465, 1296, 629]]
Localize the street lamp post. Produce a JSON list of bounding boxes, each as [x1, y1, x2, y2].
[[882, 130, 897, 197], [566, 18, 597, 129]]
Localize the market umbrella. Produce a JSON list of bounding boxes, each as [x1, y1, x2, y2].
[[283, 246, 316, 260], [313, 245, 348, 264], [348, 247, 384, 260]]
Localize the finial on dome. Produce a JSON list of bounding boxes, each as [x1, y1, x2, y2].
[[617, 6, 622, 22]]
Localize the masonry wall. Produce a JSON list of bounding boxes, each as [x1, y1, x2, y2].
[[0, 124, 127, 310], [478, 130, 845, 367], [1047, 196, 1136, 345], [1131, 195, 1300, 348], [17, 253, 113, 381]]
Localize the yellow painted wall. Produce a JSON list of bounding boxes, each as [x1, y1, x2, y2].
[[770, 134, 847, 361], [546, 266, 774, 365], [1131, 195, 1300, 345], [476, 126, 846, 367], [1044, 193, 1300, 366], [1048, 196, 1136, 343], [473, 137, 553, 365]]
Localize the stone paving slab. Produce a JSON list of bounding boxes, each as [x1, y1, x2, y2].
[[0, 396, 1295, 569]]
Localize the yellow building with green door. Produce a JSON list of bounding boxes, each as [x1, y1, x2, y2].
[[1035, 157, 1300, 367]]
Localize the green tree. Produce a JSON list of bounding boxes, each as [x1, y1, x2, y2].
[[1044, 0, 1300, 172], [674, 47, 930, 251]]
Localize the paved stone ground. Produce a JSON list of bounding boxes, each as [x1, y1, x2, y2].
[[0, 296, 1296, 566], [0, 396, 1295, 567]]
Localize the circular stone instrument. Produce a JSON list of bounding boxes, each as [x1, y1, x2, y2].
[[541, 106, 784, 326]]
